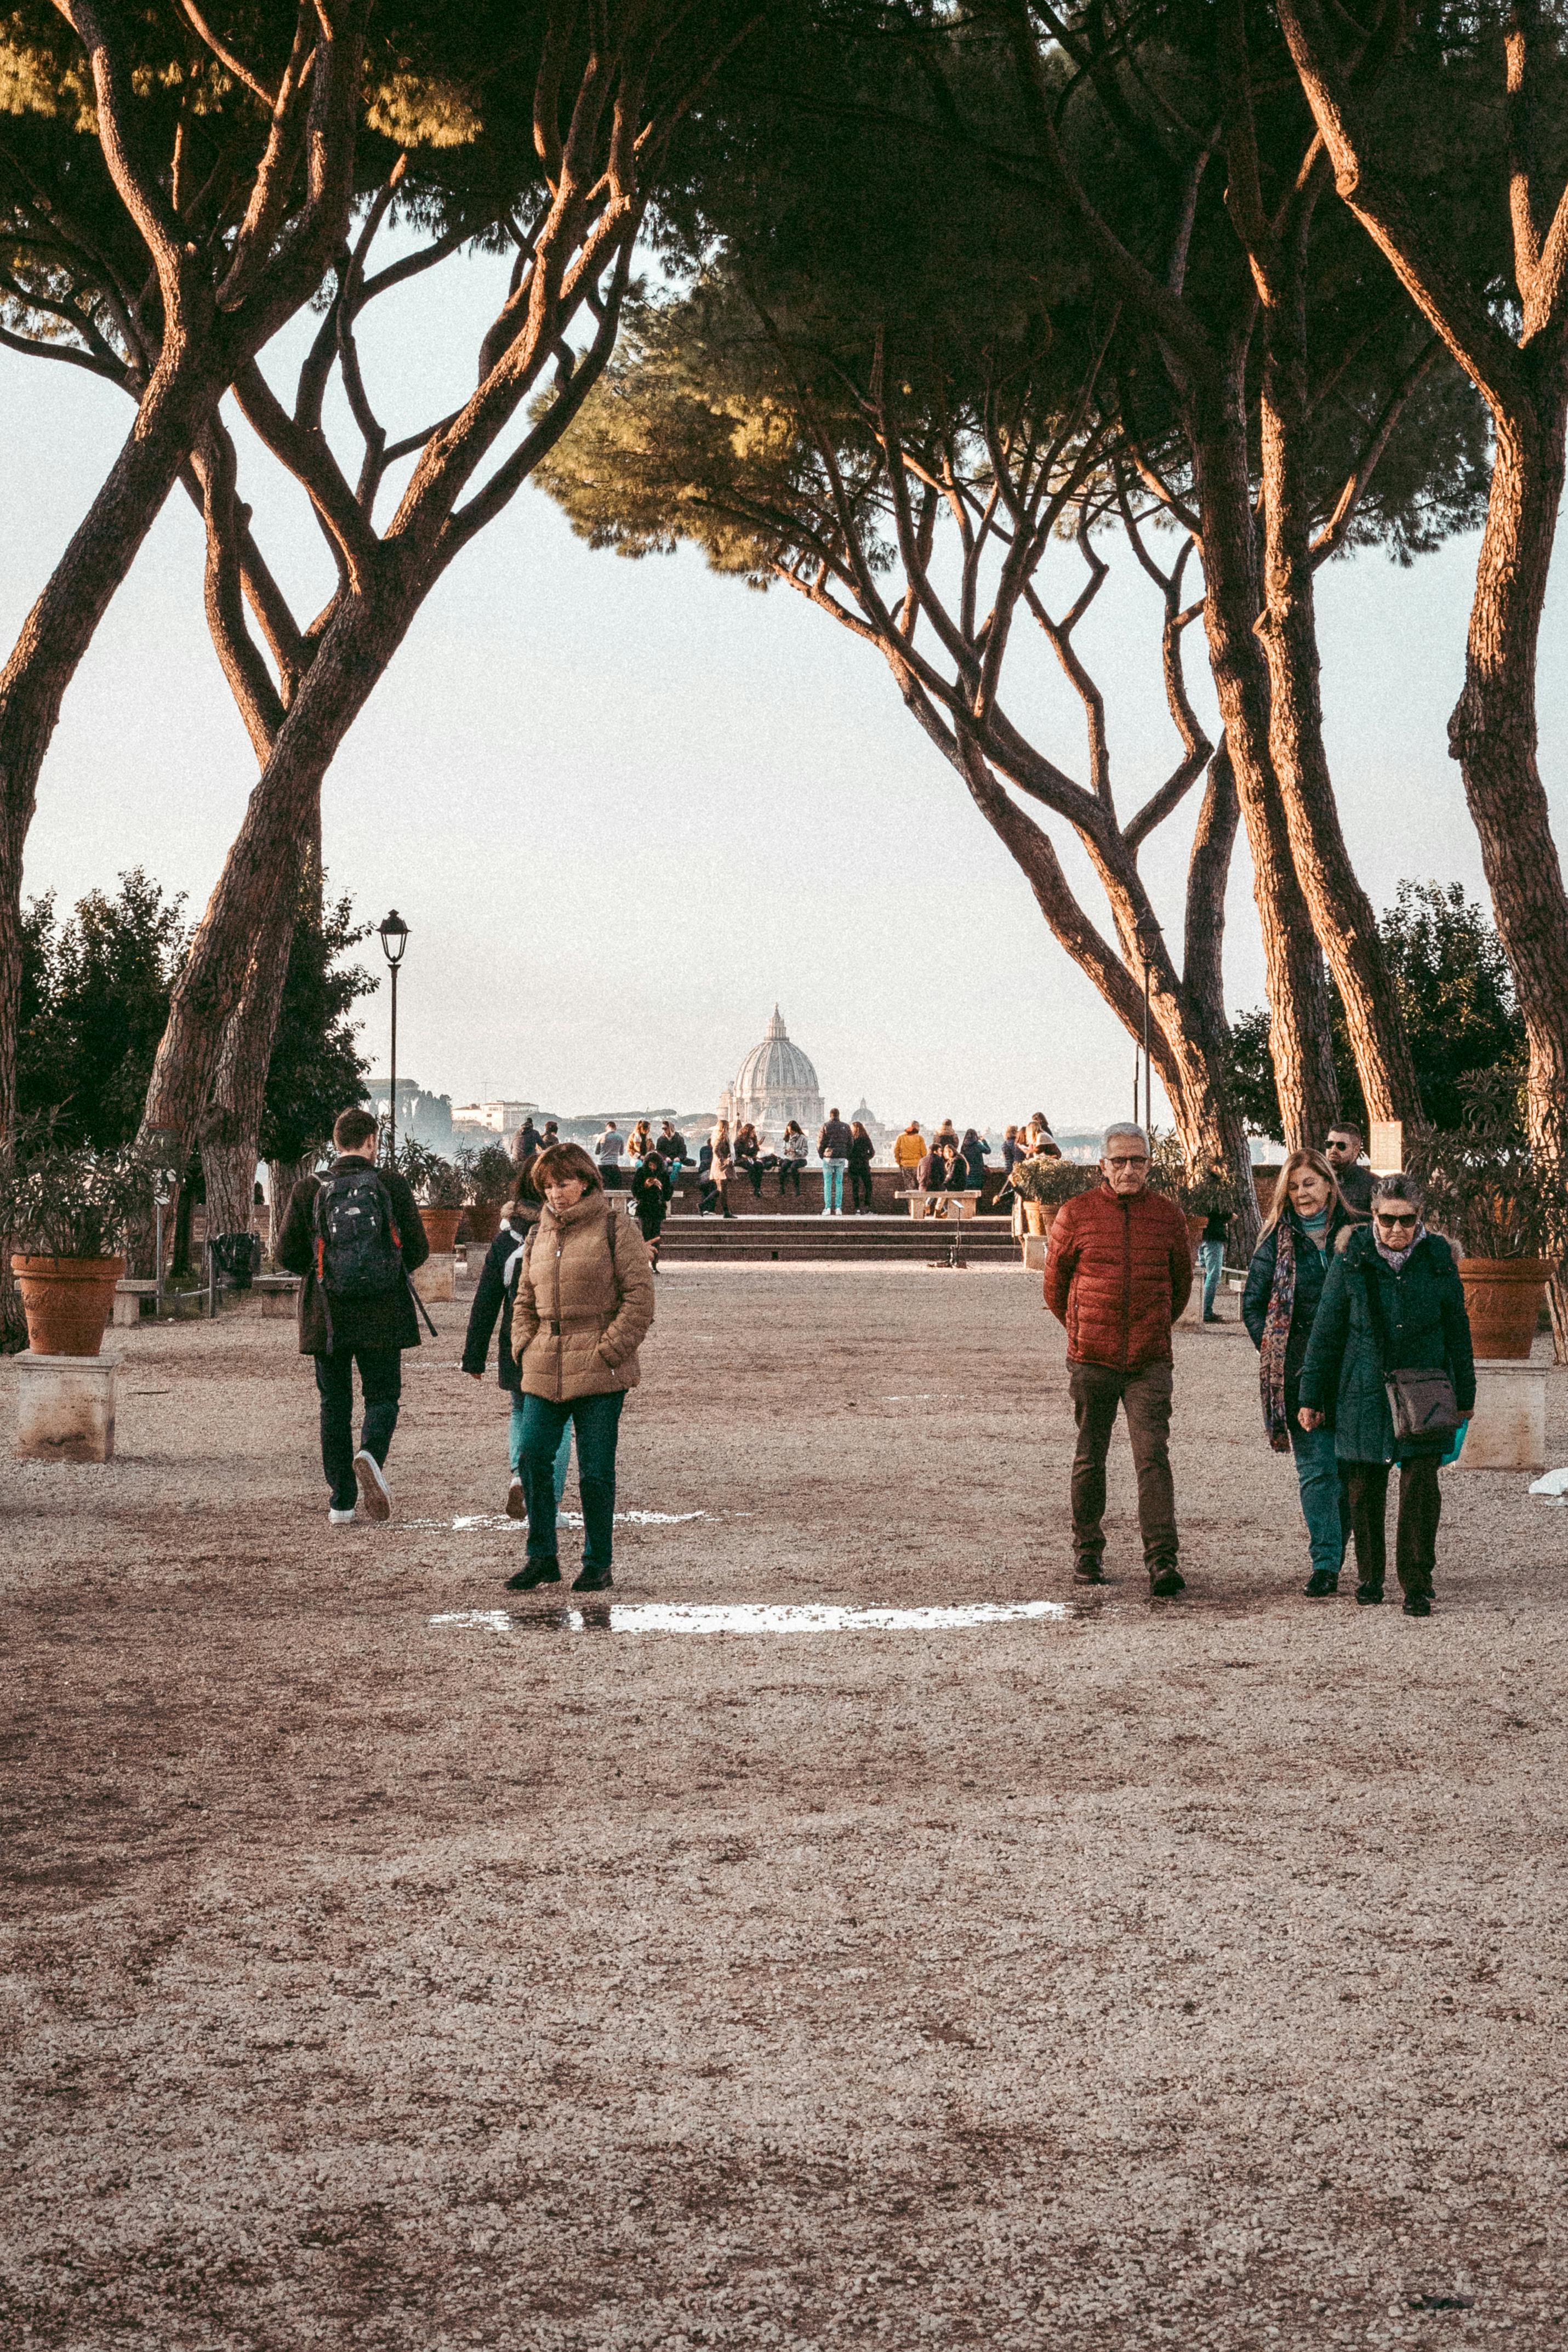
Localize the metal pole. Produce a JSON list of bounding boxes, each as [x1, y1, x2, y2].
[[154, 1194, 165, 1319], [389, 960, 398, 1160]]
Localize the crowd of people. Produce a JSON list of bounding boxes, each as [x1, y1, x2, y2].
[[565, 1107, 1068, 1228], [278, 1106, 1475, 1615]]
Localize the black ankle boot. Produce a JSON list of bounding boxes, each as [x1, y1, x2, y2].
[[506, 1558, 561, 1592], [1355, 1580, 1384, 1607], [1303, 1569, 1339, 1598]]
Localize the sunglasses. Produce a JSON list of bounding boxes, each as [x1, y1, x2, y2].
[[1374, 1211, 1417, 1227]]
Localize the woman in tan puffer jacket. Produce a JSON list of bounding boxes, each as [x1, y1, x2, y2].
[[506, 1142, 655, 1598]]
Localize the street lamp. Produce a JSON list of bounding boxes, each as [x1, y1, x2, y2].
[[1133, 915, 1163, 1137], [378, 910, 409, 1160]]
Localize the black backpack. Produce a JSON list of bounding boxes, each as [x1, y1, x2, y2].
[[313, 1166, 404, 1299]]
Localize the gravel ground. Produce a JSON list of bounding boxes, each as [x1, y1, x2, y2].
[[2, 1265, 1566, 2351]]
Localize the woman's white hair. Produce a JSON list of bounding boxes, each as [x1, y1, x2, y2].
[[1101, 1123, 1149, 1156]]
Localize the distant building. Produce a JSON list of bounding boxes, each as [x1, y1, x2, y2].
[[718, 1008, 824, 1144], [367, 1077, 453, 1148], [451, 1097, 538, 1144], [849, 1097, 896, 1161]]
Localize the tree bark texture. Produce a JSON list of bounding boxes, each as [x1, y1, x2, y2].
[[1184, 381, 1342, 1150], [1448, 397, 1568, 1352], [198, 839, 307, 1238], [142, 590, 412, 1157], [1254, 272, 1426, 1127]]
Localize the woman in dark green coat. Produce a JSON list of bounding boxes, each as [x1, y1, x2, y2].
[[1298, 1175, 1475, 1616]]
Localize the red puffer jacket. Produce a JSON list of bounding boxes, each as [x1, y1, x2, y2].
[[1044, 1183, 1193, 1370]]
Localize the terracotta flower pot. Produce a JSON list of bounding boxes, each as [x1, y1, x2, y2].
[[1458, 1257, 1551, 1360], [1022, 1199, 1051, 1236], [460, 1202, 503, 1249], [419, 1205, 464, 1253], [11, 1254, 125, 1357]]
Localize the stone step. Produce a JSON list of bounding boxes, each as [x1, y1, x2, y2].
[[656, 1214, 1020, 1263]]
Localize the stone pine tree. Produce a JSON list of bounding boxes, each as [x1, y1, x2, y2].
[[0, 0, 374, 1153], [134, 0, 770, 1205], [1278, 0, 1568, 1353], [994, 0, 1490, 1141], [534, 12, 1485, 1181]]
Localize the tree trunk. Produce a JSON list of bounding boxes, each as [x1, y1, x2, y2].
[[140, 588, 414, 1158], [1182, 743, 1259, 1255], [267, 1157, 313, 1268], [198, 839, 307, 1236], [0, 343, 231, 1135], [1447, 390, 1568, 1361], [1184, 375, 1342, 1149], [955, 729, 1250, 1228], [1256, 291, 1423, 1127]]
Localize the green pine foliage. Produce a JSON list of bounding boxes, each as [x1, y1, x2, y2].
[[18, 872, 189, 1149], [1228, 881, 1526, 1140], [258, 884, 377, 1168]]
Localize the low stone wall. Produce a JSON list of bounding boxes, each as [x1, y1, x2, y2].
[[626, 1164, 1009, 1217]]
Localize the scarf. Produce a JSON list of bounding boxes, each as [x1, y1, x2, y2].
[[1375, 1220, 1426, 1272], [1299, 1207, 1330, 1249], [1259, 1214, 1298, 1454]]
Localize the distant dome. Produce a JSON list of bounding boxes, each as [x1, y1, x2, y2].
[[734, 1006, 819, 1101]]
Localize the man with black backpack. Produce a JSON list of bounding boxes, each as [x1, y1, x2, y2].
[[277, 1107, 431, 1525]]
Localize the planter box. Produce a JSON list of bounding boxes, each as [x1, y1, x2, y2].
[[1456, 1358, 1548, 1473], [15, 1349, 118, 1462]]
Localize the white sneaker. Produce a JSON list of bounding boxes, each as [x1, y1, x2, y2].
[[505, 1477, 525, 1522], [353, 1449, 392, 1522], [328, 1506, 356, 1527], [820, 1208, 831, 1217]]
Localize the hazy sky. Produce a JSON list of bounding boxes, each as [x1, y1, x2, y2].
[[5, 243, 1567, 1136]]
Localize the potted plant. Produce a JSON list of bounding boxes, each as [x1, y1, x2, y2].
[[0, 1125, 153, 1356], [1008, 1153, 1095, 1235], [395, 1141, 467, 1254], [459, 1143, 515, 1251], [1409, 1073, 1552, 1359]]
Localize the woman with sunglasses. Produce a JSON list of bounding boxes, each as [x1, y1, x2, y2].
[[1297, 1174, 1474, 1616]]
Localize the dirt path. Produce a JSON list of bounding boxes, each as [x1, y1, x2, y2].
[[3, 1268, 1566, 2349]]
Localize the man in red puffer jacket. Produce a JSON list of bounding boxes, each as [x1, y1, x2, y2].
[[1044, 1125, 1194, 1596]]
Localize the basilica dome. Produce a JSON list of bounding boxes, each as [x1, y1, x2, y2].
[[720, 1009, 824, 1137]]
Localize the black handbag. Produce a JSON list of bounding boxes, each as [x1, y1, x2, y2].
[[1360, 1259, 1463, 1440]]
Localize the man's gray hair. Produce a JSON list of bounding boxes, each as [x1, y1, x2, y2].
[[1102, 1123, 1149, 1156]]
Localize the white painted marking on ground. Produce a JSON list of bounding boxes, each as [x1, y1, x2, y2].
[[430, 1599, 1069, 1637], [407, 1509, 711, 1533]]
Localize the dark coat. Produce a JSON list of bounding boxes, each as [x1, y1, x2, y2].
[[1335, 1161, 1375, 1213], [923, 1152, 966, 1192], [1298, 1225, 1476, 1462], [847, 1132, 875, 1173], [818, 1118, 853, 1158], [961, 1138, 988, 1187], [461, 1216, 537, 1391], [1044, 1182, 1194, 1370], [1241, 1203, 1358, 1413], [277, 1157, 431, 1356]]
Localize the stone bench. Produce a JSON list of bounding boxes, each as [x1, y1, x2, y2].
[[905, 1191, 979, 1221]]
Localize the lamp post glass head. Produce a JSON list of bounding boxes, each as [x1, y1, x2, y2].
[[1133, 916, 1162, 965], [378, 910, 409, 968]]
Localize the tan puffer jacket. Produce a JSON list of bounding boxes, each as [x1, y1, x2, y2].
[[514, 1191, 655, 1400]]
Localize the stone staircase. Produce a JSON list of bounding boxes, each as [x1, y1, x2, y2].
[[654, 1212, 1020, 1265]]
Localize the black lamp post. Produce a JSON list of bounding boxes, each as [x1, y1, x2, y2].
[[1133, 915, 1163, 1137], [378, 910, 409, 1159]]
